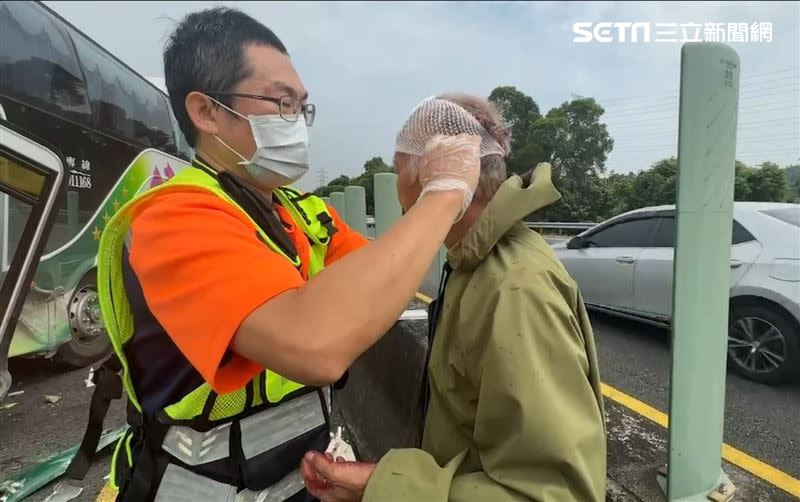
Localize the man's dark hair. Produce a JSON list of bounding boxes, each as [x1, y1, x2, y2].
[[164, 7, 288, 146]]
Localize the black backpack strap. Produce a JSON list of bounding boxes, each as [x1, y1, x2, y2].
[[64, 354, 124, 481], [417, 262, 453, 442], [119, 415, 170, 501]]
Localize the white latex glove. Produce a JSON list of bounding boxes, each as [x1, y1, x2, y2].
[[412, 133, 481, 222]]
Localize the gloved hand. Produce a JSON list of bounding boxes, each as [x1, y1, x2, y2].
[[412, 133, 481, 222]]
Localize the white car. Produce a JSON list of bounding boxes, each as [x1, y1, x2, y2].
[[553, 202, 800, 385]]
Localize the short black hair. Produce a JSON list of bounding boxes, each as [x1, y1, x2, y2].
[[163, 7, 288, 146]]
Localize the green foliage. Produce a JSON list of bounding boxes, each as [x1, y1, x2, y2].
[[315, 87, 797, 222], [313, 157, 391, 214], [488, 89, 614, 221]]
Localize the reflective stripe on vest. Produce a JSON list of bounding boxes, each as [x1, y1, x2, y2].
[[153, 464, 304, 502], [97, 166, 334, 420], [161, 389, 329, 466]]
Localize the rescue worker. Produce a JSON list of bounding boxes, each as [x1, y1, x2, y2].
[[67, 8, 482, 502], [300, 94, 608, 501]]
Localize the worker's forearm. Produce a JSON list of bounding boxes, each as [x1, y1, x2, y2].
[[235, 191, 460, 385], [298, 191, 459, 357]]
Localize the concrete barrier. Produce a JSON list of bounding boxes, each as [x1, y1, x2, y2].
[[331, 305, 430, 462]]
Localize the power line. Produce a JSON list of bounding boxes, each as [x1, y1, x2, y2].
[[606, 115, 799, 135], [601, 82, 799, 117], [602, 103, 799, 125], [316, 168, 327, 188], [592, 66, 799, 106]]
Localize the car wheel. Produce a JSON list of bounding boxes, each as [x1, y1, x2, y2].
[[52, 269, 112, 368], [727, 303, 800, 385]]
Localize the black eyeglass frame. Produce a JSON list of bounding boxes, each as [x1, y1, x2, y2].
[[206, 92, 316, 126]]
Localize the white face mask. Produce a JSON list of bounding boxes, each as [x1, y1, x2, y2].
[[211, 97, 310, 186]]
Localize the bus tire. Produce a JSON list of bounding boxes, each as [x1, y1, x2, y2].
[[53, 269, 112, 368]]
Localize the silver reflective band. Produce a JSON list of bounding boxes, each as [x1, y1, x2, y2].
[[240, 391, 326, 460], [153, 463, 304, 502], [162, 422, 231, 466], [236, 470, 304, 502], [161, 388, 329, 466]]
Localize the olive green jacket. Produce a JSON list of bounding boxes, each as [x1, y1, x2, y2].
[[363, 163, 607, 502]]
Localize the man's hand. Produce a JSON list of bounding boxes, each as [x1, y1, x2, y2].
[[301, 450, 375, 502]]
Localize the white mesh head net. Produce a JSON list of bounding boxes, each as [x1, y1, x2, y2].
[[395, 97, 507, 158]]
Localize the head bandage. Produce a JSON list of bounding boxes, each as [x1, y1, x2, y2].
[[394, 97, 506, 158]]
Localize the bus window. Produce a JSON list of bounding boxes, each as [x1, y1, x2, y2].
[[167, 103, 194, 161], [0, 1, 92, 124], [68, 31, 174, 151]]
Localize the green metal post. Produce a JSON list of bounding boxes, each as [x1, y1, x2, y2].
[[661, 43, 740, 501], [373, 173, 401, 237], [330, 192, 346, 219], [321, 196, 331, 205], [345, 185, 368, 236]]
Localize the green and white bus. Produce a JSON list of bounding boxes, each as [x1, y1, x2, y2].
[[0, 0, 192, 381]]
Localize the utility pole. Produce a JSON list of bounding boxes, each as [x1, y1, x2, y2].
[[317, 168, 327, 189]]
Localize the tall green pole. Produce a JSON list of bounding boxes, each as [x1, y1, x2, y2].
[[345, 185, 368, 236], [330, 192, 346, 220], [662, 42, 740, 501], [373, 173, 401, 237]]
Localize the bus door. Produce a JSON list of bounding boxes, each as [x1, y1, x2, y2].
[[0, 121, 67, 400]]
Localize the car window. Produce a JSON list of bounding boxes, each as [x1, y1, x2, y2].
[[648, 216, 755, 247], [732, 220, 755, 245], [586, 218, 656, 248]]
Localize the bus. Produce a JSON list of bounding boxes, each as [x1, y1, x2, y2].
[[0, 0, 193, 379]]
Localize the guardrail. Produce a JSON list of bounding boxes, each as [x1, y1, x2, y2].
[[325, 175, 599, 269], [367, 217, 596, 232], [525, 221, 596, 231]]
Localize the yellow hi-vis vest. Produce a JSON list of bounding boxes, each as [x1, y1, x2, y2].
[[96, 165, 337, 494]]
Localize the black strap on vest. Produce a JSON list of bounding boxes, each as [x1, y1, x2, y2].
[[417, 262, 453, 441], [64, 354, 123, 481], [193, 158, 300, 266]]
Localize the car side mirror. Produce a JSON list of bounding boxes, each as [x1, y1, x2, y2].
[[567, 236, 588, 250]]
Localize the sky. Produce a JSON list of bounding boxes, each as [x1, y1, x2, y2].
[[46, 1, 800, 192]]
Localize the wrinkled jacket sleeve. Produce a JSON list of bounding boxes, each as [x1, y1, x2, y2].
[[363, 271, 606, 502]]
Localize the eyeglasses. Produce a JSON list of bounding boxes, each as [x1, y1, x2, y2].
[[207, 92, 316, 126]]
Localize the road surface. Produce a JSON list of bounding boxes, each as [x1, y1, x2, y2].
[[1, 311, 797, 501], [2, 243, 798, 500]]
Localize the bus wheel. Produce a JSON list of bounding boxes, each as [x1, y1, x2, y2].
[[54, 270, 112, 368]]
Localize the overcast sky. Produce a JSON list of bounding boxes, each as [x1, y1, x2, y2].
[[46, 1, 799, 192]]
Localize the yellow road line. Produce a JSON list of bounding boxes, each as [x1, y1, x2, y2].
[[415, 292, 434, 304], [415, 293, 800, 497], [602, 383, 800, 498], [95, 484, 117, 502]]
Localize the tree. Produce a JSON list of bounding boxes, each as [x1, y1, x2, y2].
[[741, 161, 789, 202], [312, 157, 392, 214], [626, 157, 678, 209], [313, 174, 351, 198], [489, 87, 614, 221], [782, 163, 800, 202], [488, 86, 541, 152]]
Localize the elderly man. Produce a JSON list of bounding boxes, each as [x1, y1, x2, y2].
[[301, 94, 608, 502]]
